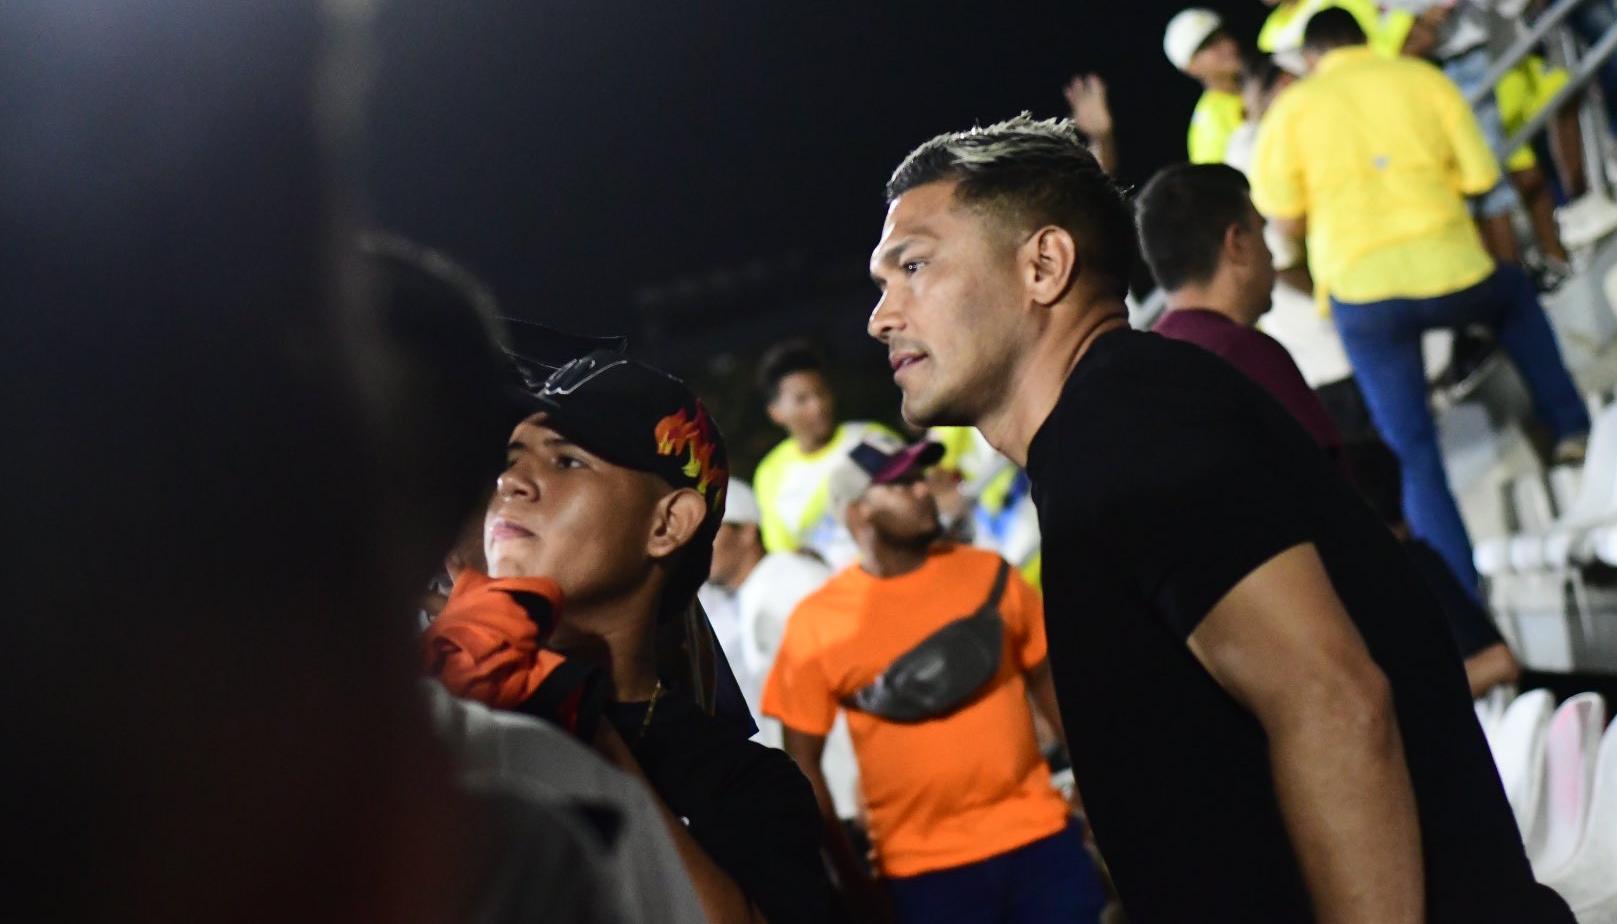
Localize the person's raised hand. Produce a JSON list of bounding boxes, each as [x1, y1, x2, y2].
[[1064, 73, 1113, 139]]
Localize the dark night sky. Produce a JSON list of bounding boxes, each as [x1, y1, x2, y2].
[[365, 1, 1266, 350]]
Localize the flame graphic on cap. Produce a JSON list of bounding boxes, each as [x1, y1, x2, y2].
[[654, 405, 726, 500]]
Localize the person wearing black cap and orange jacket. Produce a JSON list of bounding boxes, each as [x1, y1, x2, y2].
[[472, 349, 832, 924], [764, 435, 1105, 924]]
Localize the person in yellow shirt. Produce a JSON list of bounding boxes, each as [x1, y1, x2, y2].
[[752, 340, 896, 569], [1257, 0, 1417, 72], [1163, 8, 1245, 165], [1250, 9, 1591, 598]]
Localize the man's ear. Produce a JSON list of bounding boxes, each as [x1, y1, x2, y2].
[[647, 487, 709, 561], [843, 498, 867, 535], [1022, 225, 1080, 307], [1224, 221, 1248, 266]]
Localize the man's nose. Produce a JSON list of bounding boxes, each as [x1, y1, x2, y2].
[[495, 467, 537, 502], [868, 291, 902, 342]]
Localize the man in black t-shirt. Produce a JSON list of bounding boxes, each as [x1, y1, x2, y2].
[[865, 114, 1571, 922]]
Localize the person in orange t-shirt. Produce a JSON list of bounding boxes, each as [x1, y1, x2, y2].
[[763, 436, 1105, 924]]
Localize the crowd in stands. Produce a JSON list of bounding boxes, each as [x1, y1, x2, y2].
[[15, 1, 1617, 922]]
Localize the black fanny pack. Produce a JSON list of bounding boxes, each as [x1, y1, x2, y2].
[[845, 560, 1011, 723]]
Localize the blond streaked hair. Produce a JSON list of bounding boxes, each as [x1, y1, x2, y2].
[[886, 113, 1137, 298]]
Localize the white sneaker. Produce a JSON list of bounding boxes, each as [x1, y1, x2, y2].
[[1556, 194, 1617, 249]]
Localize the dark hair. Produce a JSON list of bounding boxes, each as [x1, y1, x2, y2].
[[1241, 50, 1287, 96], [1345, 440, 1404, 527], [1135, 163, 1255, 291], [886, 113, 1138, 299], [757, 338, 825, 402], [1304, 7, 1368, 52]]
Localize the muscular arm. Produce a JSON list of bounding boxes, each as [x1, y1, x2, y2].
[[1186, 543, 1423, 924]]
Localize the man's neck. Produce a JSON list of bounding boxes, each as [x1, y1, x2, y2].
[[1204, 74, 1240, 95], [976, 295, 1130, 467], [1164, 280, 1259, 328], [547, 592, 661, 702], [793, 426, 835, 455], [858, 538, 932, 579]]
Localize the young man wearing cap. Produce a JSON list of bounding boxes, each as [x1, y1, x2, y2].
[[763, 436, 1103, 924], [487, 351, 832, 924], [867, 114, 1572, 921], [1163, 8, 1244, 165], [753, 339, 897, 568]]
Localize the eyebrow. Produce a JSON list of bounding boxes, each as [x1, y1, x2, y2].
[[869, 235, 930, 288]]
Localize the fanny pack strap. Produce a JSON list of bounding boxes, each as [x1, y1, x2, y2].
[[972, 559, 1012, 621]]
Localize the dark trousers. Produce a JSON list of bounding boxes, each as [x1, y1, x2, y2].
[[1332, 266, 1590, 597], [884, 823, 1106, 924]]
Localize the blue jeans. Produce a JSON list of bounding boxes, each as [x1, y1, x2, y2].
[[1332, 266, 1590, 597], [884, 822, 1106, 924]]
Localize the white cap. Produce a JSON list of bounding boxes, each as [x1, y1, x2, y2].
[[721, 477, 760, 525], [1164, 8, 1223, 73]]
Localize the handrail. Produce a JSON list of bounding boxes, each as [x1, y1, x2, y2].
[[1496, 20, 1617, 161], [1465, 0, 1588, 107]]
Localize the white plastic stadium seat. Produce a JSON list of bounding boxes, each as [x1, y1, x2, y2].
[[1492, 689, 1555, 840], [1548, 465, 1583, 517], [1475, 684, 1513, 744], [1476, 475, 1559, 577], [1513, 405, 1617, 570], [1527, 693, 1606, 878], [1544, 719, 1617, 918]]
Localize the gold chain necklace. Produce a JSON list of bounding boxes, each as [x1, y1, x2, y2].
[[635, 679, 664, 745]]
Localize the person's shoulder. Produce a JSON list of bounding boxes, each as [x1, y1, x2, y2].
[[713, 733, 820, 804], [932, 543, 1005, 574], [427, 681, 639, 801], [754, 551, 832, 586], [796, 564, 863, 610], [754, 438, 797, 479], [840, 420, 898, 444]]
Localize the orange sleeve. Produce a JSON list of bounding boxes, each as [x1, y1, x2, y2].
[[1005, 566, 1048, 671], [760, 597, 838, 736]]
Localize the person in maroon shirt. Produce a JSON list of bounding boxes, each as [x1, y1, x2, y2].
[[1137, 162, 1343, 456]]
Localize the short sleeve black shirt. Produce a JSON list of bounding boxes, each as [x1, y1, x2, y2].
[[1025, 329, 1569, 923], [608, 693, 831, 924]]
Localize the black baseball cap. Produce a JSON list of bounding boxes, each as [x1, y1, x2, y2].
[[500, 316, 628, 387], [529, 351, 729, 520]]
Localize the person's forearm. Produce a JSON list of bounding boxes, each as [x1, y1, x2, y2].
[[1267, 679, 1423, 923], [1026, 662, 1068, 751], [800, 764, 872, 895], [1464, 643, 1520, 698], [1088, 133, 1118, 178], [1277, 265, 1313, 297]]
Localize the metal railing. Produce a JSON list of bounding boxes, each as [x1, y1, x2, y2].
[[1462, 0, 1617, 198]]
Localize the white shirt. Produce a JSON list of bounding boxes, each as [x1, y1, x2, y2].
[[423, 682, 706, 924], [704, 552, 861, 818]]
